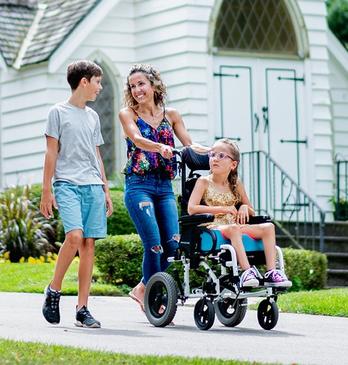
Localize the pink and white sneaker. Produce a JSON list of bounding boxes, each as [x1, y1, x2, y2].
[[240, 268, 259, 288], [264, 269, 292, 288]]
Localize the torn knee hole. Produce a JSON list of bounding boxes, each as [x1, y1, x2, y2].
[[151, 245, 163, 254], [138, 201, 153, 217]]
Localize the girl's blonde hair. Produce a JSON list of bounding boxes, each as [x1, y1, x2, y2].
[[124, 64, 167, 107], [216, 138, 240, 198]]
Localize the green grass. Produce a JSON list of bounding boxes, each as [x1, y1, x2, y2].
[[276, 288, 348, 317], [0, 339, 275, 365], [0, 262, 122, 296]]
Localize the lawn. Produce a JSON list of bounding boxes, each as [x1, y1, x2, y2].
[[1, 262, 347, 317], [0, 339, 276, 365], [276, 288, 348, 317], [0, 261, 122, 296]]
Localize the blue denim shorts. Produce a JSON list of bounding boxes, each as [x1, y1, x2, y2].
[[53, 181, 107, 239]]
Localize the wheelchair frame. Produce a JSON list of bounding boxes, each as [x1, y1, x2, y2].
[[143, 147, 290, 331]]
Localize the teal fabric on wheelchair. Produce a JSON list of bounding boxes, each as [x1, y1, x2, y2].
[[200, 230, 264, 252]]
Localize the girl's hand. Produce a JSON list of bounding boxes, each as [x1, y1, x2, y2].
[[237, 204, 249, 225], [159, 144, 173, 159], [223, 206, 238, 216]]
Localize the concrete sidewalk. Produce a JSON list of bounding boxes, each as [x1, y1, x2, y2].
[[0, 292, 347, 365]]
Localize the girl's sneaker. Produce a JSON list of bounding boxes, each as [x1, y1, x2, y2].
[[240, 268, 259, 288], [264, 269, 292, 288]]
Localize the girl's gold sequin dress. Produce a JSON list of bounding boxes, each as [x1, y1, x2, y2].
[[202, 175, 241, 228]]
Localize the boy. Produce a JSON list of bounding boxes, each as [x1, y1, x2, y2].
[[40, 60, 113, 328]]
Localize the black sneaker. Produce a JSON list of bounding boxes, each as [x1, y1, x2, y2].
[[42, 285, 61, 324], [75, 306, 101, 328]]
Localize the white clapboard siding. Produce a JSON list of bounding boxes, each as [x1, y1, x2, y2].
[[134, 0, 214, 148], [298, 0, 333, 209], [329, 55, 348, 159], [0, 65, 50, 188]]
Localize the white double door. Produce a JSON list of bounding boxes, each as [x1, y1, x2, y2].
[[213, 56, 307, 188]]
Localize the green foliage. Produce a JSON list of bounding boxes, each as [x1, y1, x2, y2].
[[327, 0, 348, 47], [95, 235, 328, 292], [0, 339, 265, 365], [333, 199, 348, 221], [0, 261, 121, 296], [283, 248, 327, 291], [95, 234, 143, 287], [108, 190, 136, 235], [276, 288, 348, 316], [0, 186, 56, 262]]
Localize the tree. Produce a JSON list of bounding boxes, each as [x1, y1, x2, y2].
[[327, 0, 348, 48]]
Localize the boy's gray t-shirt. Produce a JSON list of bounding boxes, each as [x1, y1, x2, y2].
[[45, 101, 104, 185]]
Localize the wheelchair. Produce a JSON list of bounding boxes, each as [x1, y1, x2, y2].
[[144, 146, 290, 331]]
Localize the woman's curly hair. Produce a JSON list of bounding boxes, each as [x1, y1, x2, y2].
[[217, 138, 241, 199], [124, 64, 167, 107]]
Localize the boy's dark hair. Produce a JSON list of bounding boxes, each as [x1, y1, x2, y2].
[[67, 60, 103, 90]]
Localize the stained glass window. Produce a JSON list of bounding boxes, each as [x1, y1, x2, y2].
[[214, 0, 298, 55]]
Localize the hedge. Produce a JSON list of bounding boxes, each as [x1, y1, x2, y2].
[[95, 234, 328, 291], [7, 184, 136, 241]]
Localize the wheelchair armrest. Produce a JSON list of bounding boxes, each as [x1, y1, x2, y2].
[[248, 215, 272, 224], [179, 213, 214, 226]]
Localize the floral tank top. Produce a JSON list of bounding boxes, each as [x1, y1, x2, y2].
[[123, 108, 177, 179], [202, 175, 241, 226]]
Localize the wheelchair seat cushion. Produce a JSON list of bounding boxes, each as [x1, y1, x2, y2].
[[200, 229, 264, 253]]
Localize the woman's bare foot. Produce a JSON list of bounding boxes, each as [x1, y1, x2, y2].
[[129, 282, 145, 312]]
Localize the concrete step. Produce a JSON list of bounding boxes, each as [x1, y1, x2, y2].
[[276, 234, 348, 252], [275, 221, 348, 237], [325, 252, 348, 270], [327, 269, 348, 287]]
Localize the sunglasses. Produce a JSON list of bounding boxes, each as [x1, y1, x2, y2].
[[208, 151, 234, 161]]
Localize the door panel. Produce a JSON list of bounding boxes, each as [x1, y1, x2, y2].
[[215, 65, 255, 152], [264, 68, 306, 186]]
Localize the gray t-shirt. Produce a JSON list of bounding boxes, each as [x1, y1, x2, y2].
[[45, 101, 104, 185]]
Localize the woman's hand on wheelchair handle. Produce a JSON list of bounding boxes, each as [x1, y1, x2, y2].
[[159, 144, 173, 159], [237, 204, 249, 225]]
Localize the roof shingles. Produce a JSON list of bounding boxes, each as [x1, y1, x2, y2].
[[0, 0, 100, 68]]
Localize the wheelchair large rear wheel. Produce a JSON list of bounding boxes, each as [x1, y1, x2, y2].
[[144, 272, 178, 327], [257, 299, 279, 330], [194, 298, 215, 330], [214, 298, 247, 327]]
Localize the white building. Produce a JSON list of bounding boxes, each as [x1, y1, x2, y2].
[[1, 0, 348, 216]]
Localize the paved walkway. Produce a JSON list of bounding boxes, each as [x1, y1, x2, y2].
[[0, 292, 347, 365]]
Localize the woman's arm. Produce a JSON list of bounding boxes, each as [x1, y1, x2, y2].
[[119, 108, 172, 158], [166, 108, 192, 146], [188, 177, 233, 215]]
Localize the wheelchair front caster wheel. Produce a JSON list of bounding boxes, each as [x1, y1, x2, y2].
[[194, 298, 215, 330], [214, 298, 247, 327], [144, 272, 178, 327], [257, 299, 279, 330]]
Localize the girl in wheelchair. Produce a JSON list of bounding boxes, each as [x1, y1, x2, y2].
[[187, 138, 291, 288]]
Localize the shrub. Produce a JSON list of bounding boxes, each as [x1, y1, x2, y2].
[[283, 248, 327, 291], [327, 0, 348, 48], [95, 234, 143, 287], [95, 235, 328, 291], [0, 186, 56, 262], [108, 190, 136, 235]]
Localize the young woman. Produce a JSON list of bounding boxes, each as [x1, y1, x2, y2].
[[188, 138, 292, 288], [119, 64, 194, 311]]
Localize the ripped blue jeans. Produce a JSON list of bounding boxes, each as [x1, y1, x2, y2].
[[124, 173, 179, 284]]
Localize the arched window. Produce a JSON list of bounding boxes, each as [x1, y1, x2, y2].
[[214, 0, 298, 55], [88, 63, 115, 179]]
